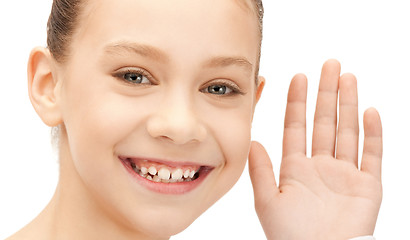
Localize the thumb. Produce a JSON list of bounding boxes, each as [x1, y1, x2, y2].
[[248, 141, 279, 209]]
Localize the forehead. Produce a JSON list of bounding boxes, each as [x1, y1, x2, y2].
[[72, 0, 260, 67]]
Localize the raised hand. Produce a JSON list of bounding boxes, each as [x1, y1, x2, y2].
[[249, 60, 383, 240]]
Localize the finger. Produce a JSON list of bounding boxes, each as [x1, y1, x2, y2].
[[282, 74, 308, 159], [312, 59, 341, 157], [361, 108, 383, 180], [249, 141, 278, 207], [336, 73, 359, 167]]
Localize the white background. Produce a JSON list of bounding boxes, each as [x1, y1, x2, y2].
[[0, 0, 409, 239]]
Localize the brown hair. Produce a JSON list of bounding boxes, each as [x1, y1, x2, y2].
[[253, 0, 264, 81], [47, 0, 264, 75], [47, 0, 84, 63], [253, 0, 264, 35]]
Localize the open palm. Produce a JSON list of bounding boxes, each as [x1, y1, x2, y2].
[[249, 60, 383, 240]]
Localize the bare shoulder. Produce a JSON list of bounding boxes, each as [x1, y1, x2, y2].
[[5, 229, 47, 240], [4, 220, 48, 240], [5, 231, 26, 240]]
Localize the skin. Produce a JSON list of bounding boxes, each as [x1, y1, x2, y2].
[[10, 0, 263, 239], [249, 61, 383, 239], [8, 0, 383, 240]]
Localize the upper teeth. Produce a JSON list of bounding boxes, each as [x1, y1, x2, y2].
[[141, 167, 148, 175], [158, 168, 171, 180], [171, 169, 183, 180], [133, 165, 198, 183], [148, 166, 157, 175], [184, 169, 190, 178]]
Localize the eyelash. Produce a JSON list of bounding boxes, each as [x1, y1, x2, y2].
[[112, 68, 245, 96], [201, 79, 245, 96], [112, 67, 155, 85]]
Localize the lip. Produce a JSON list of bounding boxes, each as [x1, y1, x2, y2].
[[118, 156, 214, 194]]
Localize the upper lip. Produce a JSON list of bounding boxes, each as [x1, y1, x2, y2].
[[118, 155, 214, 168]]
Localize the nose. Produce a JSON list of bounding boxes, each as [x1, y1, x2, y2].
[[146, 94, 207, 145]]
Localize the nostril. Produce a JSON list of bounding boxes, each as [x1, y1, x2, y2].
[[158, 135, 173, 142], [146, 111, 207, 144], [158, 134, 200, 145]]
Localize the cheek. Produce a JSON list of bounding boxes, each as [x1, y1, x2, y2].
[[201, 98, 254, 196], [59, 75, 147, 179], [218, 122, 251, 193], [60, 67, 153, 152], [218, 116, 252, 164], [63, 94, 122, 151]]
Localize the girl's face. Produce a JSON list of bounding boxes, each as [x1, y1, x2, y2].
[[55, 0, 261, 237]]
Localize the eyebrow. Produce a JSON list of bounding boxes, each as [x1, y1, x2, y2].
[[103, 41, 169, 62], [103, 41, 253, 75], [203, 56, 253, 75]]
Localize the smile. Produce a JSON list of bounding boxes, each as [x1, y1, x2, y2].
[[119, 156, 214, 194]]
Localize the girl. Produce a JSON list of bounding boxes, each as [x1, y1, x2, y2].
[[5, 0, 382, 239]]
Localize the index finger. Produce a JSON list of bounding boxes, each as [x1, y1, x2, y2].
[[282, 74, 307, 159]]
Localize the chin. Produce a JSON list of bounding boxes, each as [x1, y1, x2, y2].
[[125, 208, 202, 239]]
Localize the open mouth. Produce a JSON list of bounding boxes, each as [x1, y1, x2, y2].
[[119, 156, 213, 185]]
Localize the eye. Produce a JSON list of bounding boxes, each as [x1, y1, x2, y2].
[[112, 67, 154, 85], [201, 80, 245, 96], [206, 84, 233, 95], [123, 72, 150, 84]]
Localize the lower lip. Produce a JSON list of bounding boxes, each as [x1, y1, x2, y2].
[[119, 157, 212, 195]]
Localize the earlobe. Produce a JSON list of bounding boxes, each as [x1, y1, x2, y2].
[[28, 47, 63, 127], [255, 76, 265, 104]]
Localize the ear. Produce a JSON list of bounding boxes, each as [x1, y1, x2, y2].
[[255, 75, 265, 104], [251, 76, 265, 121], [28, 47, 63, 127]]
